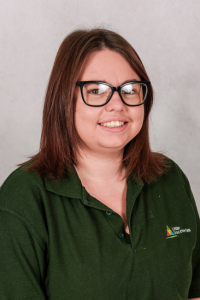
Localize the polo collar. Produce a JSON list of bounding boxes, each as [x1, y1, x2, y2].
[[44, 165, 82, 199], [44, 165, 144, 203]]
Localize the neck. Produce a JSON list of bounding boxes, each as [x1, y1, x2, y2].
[[75, 148, 125, 183]]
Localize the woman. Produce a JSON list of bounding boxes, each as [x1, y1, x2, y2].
[[0, 28, 199, 300]]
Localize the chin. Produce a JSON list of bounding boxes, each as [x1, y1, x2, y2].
[[98, 141, 128, 151]]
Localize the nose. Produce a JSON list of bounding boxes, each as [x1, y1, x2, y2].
[[105, 90, 125, 112]]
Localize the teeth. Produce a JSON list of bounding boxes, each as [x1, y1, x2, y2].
[[100, 121, 125, 127]]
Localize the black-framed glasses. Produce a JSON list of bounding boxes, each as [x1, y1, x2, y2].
[[76, 80, 151, 107]]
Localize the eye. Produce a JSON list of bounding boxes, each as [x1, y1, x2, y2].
[[122, 89, 136, 95], [88, 89, 101, 94], [121, 83, 141, 96], [121, 84, 136, 95], [87, 84, 110, 95]]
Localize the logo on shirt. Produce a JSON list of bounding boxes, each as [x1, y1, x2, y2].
[[166, 225, 177, 239], [166, 225, 191, 239]]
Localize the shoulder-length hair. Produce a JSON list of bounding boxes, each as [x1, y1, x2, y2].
[[20, 28, 168, 182]]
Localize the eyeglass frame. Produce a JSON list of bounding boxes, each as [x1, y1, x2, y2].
[[76, 80, 151, 107]]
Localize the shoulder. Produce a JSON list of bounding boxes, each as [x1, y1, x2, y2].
[[0, 165, 45, 209], [152, 156, 190, 189], [143, 156, 196, 209], [0, 166, 48, 246], [149, 156, 199, 216], [166, 157, 193, 193]]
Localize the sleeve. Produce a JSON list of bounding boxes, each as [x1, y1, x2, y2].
[[176, 164, 200, 298], [0, 207, 47, 300]]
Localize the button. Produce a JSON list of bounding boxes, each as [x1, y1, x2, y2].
[[119, 232, 125, 239], [106, 211, 112, 216]]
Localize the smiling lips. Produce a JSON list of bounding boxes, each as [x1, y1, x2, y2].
[[100, 121, 125, 128], [98, 120, 128, 132]]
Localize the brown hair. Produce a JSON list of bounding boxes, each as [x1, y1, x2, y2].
[[19, 28, 169, 182]]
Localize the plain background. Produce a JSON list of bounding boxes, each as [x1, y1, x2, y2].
[[0, 0, 199, 212]]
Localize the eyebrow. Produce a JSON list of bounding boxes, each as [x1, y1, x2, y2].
[[121, 79, 140, 84], [89, 79, 140, 85]]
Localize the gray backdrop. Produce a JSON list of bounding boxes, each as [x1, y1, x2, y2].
[[0, 0, 199, 211]]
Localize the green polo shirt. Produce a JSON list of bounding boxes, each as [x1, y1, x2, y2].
[[0, 158, 200, 300]]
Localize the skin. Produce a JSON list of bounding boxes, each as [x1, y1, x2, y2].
[[74, 49, 144, 234], [75, 48, 144, 163], [74, 50, 200, 299]]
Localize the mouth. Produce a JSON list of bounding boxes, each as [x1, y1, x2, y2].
[[98, 121, 128, 128]]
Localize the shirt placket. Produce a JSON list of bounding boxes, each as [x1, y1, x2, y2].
[[80, 179, 144, 249]]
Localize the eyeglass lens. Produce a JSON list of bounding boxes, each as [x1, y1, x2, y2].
[[82, 83, 148, 106]]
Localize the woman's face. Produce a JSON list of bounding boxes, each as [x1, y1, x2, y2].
[[75, 49, 144, 156]]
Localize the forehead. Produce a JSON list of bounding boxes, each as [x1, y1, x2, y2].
[[80, 49, 140, 84]]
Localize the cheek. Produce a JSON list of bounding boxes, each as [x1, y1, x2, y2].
[[75, 109, 97, 129], [139, 106, 145, 125], [75, 97, 90, 127], [132, 106, 145, 125], [129, 106, 145, 139], [75, 99, 101, 137]]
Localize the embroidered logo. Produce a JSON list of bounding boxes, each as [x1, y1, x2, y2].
[[166, 225, 177, 239], [166, 225, 191, 239]]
